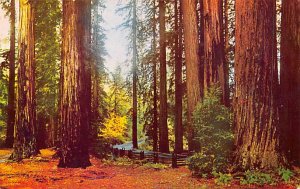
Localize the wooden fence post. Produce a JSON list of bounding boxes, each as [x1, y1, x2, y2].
[[153, 152, 159, 163], [140, 151, 144, 160], [128, 150, 133, 159], [172, 153, 177, 168]]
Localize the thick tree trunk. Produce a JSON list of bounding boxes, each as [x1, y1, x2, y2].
[[132, 0, 138, 149], [174, 0, 183, 153], [6, 0, 16, 148], [280, 0, 300, 165], [203, 0, 229, 106], [59, 0, 92, 168], [159, 0, 169, 153], [11, 0, 39, 160], [181, 0, 203, 151], [234, 0, 283, 170], [152, 0, 158, 152]]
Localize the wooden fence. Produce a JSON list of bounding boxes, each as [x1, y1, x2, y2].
[[112, 148, 190, 168]]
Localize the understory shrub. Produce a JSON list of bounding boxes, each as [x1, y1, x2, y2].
[[278, 167, 294, 182], [188, 85, 233, 177], [240, 170, 274, 185]]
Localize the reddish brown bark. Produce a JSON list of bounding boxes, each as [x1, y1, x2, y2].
[[280, 0, 300, 165], [234, 0, 283, 169], [174, 0, 183, 153], [181, 0, 203, 151], [159, 0, 169, 153], [59, 0, 92, 168], [132, 0, 138, 149], [152, 0, 158, 152], [203, 0, 229, 106], [11, 0, 39, 160]]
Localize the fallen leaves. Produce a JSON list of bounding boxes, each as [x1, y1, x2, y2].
[[0, 149, 298, 189]]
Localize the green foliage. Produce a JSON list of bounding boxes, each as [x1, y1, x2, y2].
[[0, 49, 8, 138], [142, 163, 168, 170], [278, 168, 294, 182], [103, 157, 134, 166], [212, 171, 233, 185], [188, 85, 233, 176], [240, 170, 274, 185], [35, 0, 61, 117]]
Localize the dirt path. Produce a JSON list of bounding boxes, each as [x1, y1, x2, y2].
[[0, 149, 297, 189]]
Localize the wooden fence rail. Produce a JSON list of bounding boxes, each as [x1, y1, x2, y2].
[[112, 147, 190, 168]]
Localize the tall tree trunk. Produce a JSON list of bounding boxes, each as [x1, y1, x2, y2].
[[280, 0, 300, 165], [181, 0, 203, 151], [152, 0, 158, 152], [59, 0, 92, 168], [132, 0, 138, 149], [91, 65, 99, 142], [197, 0, 204, 87], [224, 0, 230, 104], [11, 0, 39, 160], [234, 0, 283, 170], [159, 0, 169, 153], [203, 0, 229, 106], [174, 0, 183, 153], [6, 0, 16, 148], [91, 0, 100, 144]]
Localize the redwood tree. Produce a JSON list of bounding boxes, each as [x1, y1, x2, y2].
[[159, 0, 169, 153], [152, 0, 158, 152], [174, 0, 183, 153], [234, 0, 282, 169], [203, 0, 229, 106], [11, 0, 39, 160], [280, 0, 300, 165], [132, 0, 138, 149], [59, 0, 92, 168], [5, 0, 16, 148], [181, 0, 203, 151]]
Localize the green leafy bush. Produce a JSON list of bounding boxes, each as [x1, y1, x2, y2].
[[240, 170, 274, 185], [142, 163, 168, 170], [188, 85, 233, 176], [278, 168, 294, 182], [212, 171, 232, 185]]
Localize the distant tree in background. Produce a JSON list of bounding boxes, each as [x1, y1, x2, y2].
[[35, 0, 61, 149], [158, 0, 169, 153], [174, 0, 183, 153], [5, 0, 15, 148]]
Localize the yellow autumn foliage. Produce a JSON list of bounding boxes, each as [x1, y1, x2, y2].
[[100, 113, 127, 142]]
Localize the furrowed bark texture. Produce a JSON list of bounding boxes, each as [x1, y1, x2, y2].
[[181, 0, 202, 151], [234, 0, 282, 169], [11, 0, 39, 160], [159, 0, 169, 153], [59, 0, 92, 168], [203, 0, 229, 106], [280, 0, 300, 165]]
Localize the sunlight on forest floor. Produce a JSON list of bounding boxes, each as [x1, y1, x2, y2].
[[0, 149, 298, 189]]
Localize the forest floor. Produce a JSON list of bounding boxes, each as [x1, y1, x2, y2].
[[0, 148, 299, 189]]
